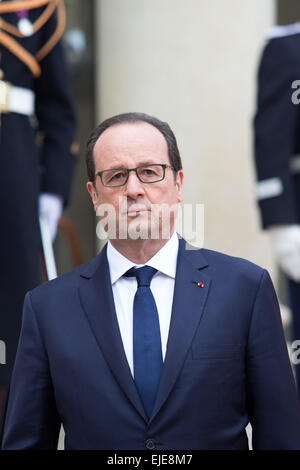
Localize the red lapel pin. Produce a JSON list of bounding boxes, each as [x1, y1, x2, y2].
[[193, 281, 204, 288]]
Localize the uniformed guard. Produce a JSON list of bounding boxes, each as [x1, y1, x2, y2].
[[0, 0, 76, 437], [254, 23, 300, 393]]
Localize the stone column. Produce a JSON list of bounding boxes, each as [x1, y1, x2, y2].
[[95, 0, 276, 277]]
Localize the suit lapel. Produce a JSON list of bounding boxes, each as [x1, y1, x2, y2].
[[78, 245, 148, 422], [149, 239, 211, 424]]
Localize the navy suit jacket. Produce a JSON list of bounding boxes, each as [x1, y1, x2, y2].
[[2, 238, 300, 450]]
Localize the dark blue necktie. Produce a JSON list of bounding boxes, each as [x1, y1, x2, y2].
[[124, 266, 163, 418]]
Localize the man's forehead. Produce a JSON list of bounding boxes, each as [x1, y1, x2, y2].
[[94, 121, 168, 154]]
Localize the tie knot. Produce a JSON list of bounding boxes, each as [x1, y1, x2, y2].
[[124, 266, 157, 287]]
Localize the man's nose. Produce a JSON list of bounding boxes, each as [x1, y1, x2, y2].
[[124, 170, 145, 198]]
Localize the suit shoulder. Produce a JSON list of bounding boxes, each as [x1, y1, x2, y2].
[[29, 254, 101, 300], [200, 247, 266, 280]]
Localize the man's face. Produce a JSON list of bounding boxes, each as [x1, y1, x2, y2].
[[87, 121, 183, 240]]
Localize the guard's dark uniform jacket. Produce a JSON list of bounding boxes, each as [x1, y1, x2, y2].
[[254, 30, 300, 228], [0, 0, 76, 433], [253, 27, 300, 394]]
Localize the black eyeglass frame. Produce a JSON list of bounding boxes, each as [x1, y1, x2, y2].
[[94, 163, 174, 187]]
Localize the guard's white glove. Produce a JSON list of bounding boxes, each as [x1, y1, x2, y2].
[[268, 224, 300, 282], [38, 193, 63, 242]]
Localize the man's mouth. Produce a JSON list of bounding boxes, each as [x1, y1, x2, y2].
[[127, 207, 149, 216]]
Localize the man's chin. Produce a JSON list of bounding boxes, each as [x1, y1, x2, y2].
[[127, 216, 152, 240]]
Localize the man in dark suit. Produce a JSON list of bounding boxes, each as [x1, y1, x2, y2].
[[0, 0, 76, 434], [2, 112, 300, 450], [253, 25, 300, 394]]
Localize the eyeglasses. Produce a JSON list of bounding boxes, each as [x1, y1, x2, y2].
[[94, 163, 174, 187]]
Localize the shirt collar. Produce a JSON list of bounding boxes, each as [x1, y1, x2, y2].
[[107, 231, 179, 285]]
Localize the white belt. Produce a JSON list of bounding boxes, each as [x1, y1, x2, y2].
[[0, 80, 35, 116]]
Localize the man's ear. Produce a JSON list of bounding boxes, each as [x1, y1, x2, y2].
[[176, 170, 184, 203], [86, 181, 99, 212]]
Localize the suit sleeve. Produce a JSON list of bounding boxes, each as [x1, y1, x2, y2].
[[34, 10, 77, 205], [246, 269, 300, 449], [253, 38, 299, 228], [1, 292, 61, 450]]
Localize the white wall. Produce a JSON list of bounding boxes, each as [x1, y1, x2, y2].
[[95, 0, 276, 278]]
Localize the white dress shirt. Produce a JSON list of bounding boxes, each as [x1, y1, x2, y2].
[[106, 232, 179, 376]]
